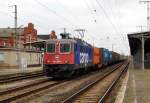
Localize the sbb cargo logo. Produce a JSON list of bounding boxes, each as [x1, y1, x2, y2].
[[80, 53, 89, 63]]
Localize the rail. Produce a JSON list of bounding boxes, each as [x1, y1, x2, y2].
[[0, 71, 44, 83], [98, 62, 129, 103], [62, 61, 128, 103]]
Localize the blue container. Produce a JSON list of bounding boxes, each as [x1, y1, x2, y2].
[[101, 48, 112, 65]]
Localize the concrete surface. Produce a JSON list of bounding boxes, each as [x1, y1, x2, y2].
[[0, 66, 42, 76], [0, 48, 42, 67], [123, 68, 150, 103]]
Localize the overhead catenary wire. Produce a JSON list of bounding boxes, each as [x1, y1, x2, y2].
[[55, 0, 98, 38], [16, 0, 77, 33], [5, 0, 128, 54], [86, 0, 100, 19], [33, 0, 79, 29], [2, 0, 53, 33], [83, 0, 97, 23], [55, 0, 88, 30], [104, 0, 122, 33], [113, 0, 129, 53], [55, 0, 81, 23], [95, 0, 120, 35], [111, 0, 128, 51], [95, 0, 128, 53], [0, 10, 14, 22]]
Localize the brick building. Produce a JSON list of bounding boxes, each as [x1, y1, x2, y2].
[[24, 23, 37, 43], [0, 23, 37, 48], [0, 28, 16, 47]]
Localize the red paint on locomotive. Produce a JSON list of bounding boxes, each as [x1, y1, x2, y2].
[[44, 53, 74, 64], [43, 40, 74, 65]]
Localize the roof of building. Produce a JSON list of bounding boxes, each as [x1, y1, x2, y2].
[[37, 34, 49, 40], [128, 31, 150, 37], [0, 28, 24, 38]]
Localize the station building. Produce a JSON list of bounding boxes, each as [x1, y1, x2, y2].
[[0, 23, 57, 68], [128, 31, 150, 69], [0, 23, 37, 48], [0, 23, 42, 68]]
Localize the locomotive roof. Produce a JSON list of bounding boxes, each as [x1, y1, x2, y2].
[[45, 39, 77, 43], [45, 38, 92, 46], [23, 38, 92, 49]]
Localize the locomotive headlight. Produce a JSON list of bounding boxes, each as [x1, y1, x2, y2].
[[65, 60, 69, 64], [47, 60, 50, 63]]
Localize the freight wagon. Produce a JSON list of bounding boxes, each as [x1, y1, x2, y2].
[[93, 47, 101, 68], [93, 47, 118, 69], [100, 48, 112, 65], [111, 51, 121, 63]]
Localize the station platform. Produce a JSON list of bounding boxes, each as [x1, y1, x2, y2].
[[123, 68, 150, 103], [115, 62, 150, 103], [0, 66, 42, 77]]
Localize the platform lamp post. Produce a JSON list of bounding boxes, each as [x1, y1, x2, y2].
[[17, 25, 24, 69], [141, 34, 150, 70], [141, 34, 145, 70], [136, 26, 145, 70]]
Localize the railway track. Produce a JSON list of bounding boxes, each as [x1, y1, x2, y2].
[[0, 62, 126, 103], [62, 61, 129, 103], [98, 64, 128, 103], [0, 77, 64, 103], [17, 62, 124, 103], [0, 71, 44, 83]]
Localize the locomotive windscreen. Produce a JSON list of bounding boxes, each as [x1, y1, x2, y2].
[[47, 43, 55, 53], [60, 43, 70, 53]]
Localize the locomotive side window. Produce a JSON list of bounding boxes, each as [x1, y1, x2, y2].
[[47, 43, 55, 53], [60, 43, 70, 53]]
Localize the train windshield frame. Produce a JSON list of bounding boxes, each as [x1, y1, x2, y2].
[[46, 43, 56, 53], [60, 43, 71, 53]]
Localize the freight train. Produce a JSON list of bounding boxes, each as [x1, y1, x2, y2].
[[43, 37, 125, 78]]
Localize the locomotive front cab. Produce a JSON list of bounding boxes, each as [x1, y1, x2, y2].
[[43, 39, 75, 77], [44, 40, 74, 65]]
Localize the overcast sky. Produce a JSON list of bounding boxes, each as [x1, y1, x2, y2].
[[0, 0, 148, 55]]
